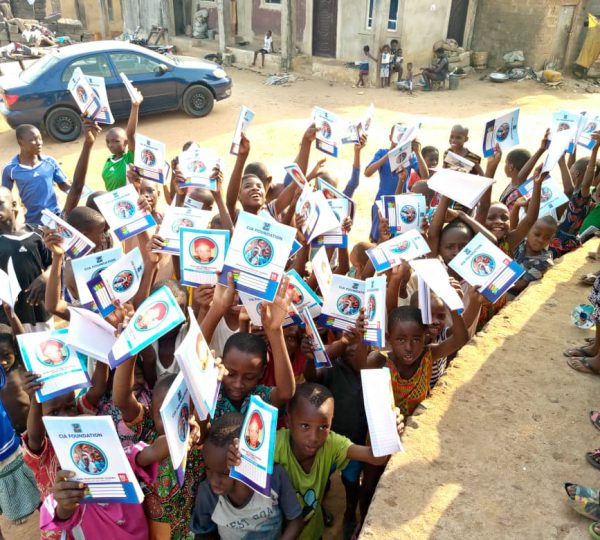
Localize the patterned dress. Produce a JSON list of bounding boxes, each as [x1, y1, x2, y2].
[[386, 349, 433, 417], [213, 385, 273, 418], [477, 238, 511, 331], [589, 274, 600, 322], [127, 406, 205, 540]]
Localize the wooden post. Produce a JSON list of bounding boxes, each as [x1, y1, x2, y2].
[[281, 0, 294, 71], [216, 0, 227, 53]]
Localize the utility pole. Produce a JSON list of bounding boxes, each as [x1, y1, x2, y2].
[[281, 0, 294, 71]]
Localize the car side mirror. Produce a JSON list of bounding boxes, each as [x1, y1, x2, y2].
[[155, 63, 169, 74]]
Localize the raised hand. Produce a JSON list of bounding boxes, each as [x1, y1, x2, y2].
[[53, 470, 86, 520], [306, 158, 326, 182], [83, 119, 101, 145], [130, 86, 144, 107], [23, 371, 43, 398], [238, 133, 250, 157], [41, 227, 65, 256], [378, 209, 391, 242], [212, 271, 237, 314], [261, 276, 293, 333], [227, 438, 242, 468]]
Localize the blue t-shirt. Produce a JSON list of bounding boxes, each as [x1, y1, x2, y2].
[[2, 155, 68, 225], [368, 148, 400, 200], [0, 366, 19, 461]]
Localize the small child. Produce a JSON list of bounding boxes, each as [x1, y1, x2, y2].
[[356, 45, 376, 88], [252, 30, 273, 68], [444, 125, 484, 176], [390, 39, 404, 83], [101, 86, 142, 192], [191, 413, 304, 539], [511, 215, 557, 294], [39, 443, 161, 539], [397, 62, 413, 94], [228, 382, 403, 540], [0, 364, 39, 528], [379, 44, 391, 88]]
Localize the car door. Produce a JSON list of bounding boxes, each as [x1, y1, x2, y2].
[[108, 51, 178, 113], [61, 53, 128, 118]]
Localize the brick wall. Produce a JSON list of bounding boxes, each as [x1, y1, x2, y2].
[[471, 0, 580, 69]]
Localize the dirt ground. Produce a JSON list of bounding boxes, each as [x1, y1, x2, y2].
[[361, 242, 600, 540], [0, 64, 597, 539]]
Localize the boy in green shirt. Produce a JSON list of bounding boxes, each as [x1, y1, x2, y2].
[[101, 86, 143, 191], [228, 383, 405, 540]]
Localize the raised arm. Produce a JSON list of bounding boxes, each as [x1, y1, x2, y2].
[[412, 139, 430, 181], [430, 309, 469, 360], [343, 134, 367, 198], [517, 129, 549, 185], [558, 153, 574, 199], [125, 87, 143, 153], [427, 196, 451, 255], [475, 145, 502, 225], [62, 121, 101, 217], [23, 372, 45, 452], [581, 133, 600, 198], [261, 278, 295, 407], [42, 231, 70, 321], [364, 150, 390, 178], [508, 171, 546, 251], [226, 134, 250, 220], [200, 272, 236, 344], [211, 168, 234, 234]]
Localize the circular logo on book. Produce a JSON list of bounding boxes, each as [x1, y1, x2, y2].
[[557, 122, 571, 132], [141, 149, 156, 167], [112, 270, 134, 293], [113, 200, 135, 220], [243, 237, 273, 268], [585, 121, 598, 133], [245, 411, 265, 450], [187, 160, 206, 174], [172, 218, 194, 234], [400, 205, 416, 224], [471, 254, 495, 276], [495, 122, 510, 142], [390, 241, 409, 254], [322, 188, 336, 200], [541, 186, 552, 203], [71, 442, 107, 475], [178, 404, 190, 442], [337, 293, 361, 316], [366, 294, 376, 321], [134, 300, 169, 332], [320, 121, 332, 139], [190, 236, 218, 265], [55, 223, 73, 239], [36, 338, 69, 366], [288, 283, 303, 305], [75, 85, 87, 103]]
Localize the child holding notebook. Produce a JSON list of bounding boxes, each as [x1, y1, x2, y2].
[[101, 86, 143, 192]]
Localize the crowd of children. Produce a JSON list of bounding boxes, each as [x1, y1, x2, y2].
[[0, 78, 598, 540]]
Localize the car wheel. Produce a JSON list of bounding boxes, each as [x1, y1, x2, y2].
[[45, 107, 82, 142], [182, 85, 214, 117]]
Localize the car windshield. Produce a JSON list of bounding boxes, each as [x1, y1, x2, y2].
[[19, 53, 61, 84]]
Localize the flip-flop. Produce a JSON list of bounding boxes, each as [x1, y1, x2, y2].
[[581, 274, 599, 286], [590, 411, 600, 431], [564, 346, 596, 358], [586, 338, 597, 344], [567, 357, 600, 375], [590, 522, 600, 540], [586, 449, 600, 471], [565, 483, 600, 520]]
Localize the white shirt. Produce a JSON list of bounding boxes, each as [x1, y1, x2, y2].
[[209, 318, 239, 358], [263, 35, 273, 52]]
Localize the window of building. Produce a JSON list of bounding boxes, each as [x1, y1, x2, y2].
[[366, 0, 375, 29], [388, 0, 399, 31], [265, 0, 281, 3]]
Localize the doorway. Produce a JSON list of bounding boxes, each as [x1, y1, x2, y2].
[[173, 0, 191, 35], [447, 0, 469, 45], [312, 0, 337, 58]]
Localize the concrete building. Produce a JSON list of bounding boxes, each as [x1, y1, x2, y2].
[[470, 0, 587, 70], [59, 0, 123, 38]]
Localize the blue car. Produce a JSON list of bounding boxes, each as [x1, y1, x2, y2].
[[0, 41, 232, 142]]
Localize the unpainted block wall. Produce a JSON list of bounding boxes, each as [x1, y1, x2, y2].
[[471, 0, 575, 69]]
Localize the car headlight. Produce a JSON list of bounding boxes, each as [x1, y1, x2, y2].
[[212, 68, 227, 79]]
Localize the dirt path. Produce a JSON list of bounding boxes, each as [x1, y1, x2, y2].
[[0, 64, 597, 539], [361, 242, 600, 540]]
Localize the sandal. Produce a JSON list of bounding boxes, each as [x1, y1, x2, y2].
[[565, 483, 600, 520], [564, 346, 596, 358], [567, 357, 600, 375], [590, 522, 600, 540], [586, 338, 597, 344], [581, 273, 599, 286], [586, 448, 600, 471], [590, 411, 600, 431]]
